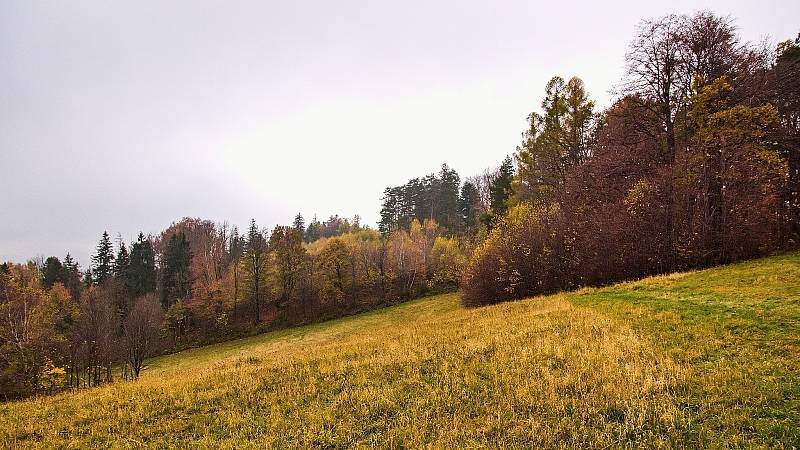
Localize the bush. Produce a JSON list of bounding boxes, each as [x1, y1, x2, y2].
[[461, 204, 567, 307]]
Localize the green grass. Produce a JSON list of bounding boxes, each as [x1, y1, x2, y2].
[[1, 253, 798, 448]]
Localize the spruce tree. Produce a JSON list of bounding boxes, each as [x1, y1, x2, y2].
[[488, 156, 515, 227], [304, 215, 321, 243], [62, 253, 82, 299], [41, 256, 64, 289], [115, 241, 130, 281], [459, 181, 480, 235], [436, 163, 461, 231], [293, 213, 305, 231], [243, 219, 268, 324], [129, 233, 157, 297], [82, 269, 93, 287], [160, 232, 192, 308], [92, 231, 115, 285]]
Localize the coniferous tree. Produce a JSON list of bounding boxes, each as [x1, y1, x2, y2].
[[228, 226, 244, 316], [515, 76, 596, 205], [92, 231, 115, 285], [129, 233, 157, 297], [459, 181, 480, 235], [83, 269, 93, 288], [379, 187, 403, 234], [436, 164, 461, 231], [293, 213, 305, 231], [115, 242, 130, 281], [160, 232, 192, 309], [487, 156, 515, 227], [41, 256, 64, 289], [242, 219, 268, 324], [62, 253, 82, 299], [304, 215, 321, 243]]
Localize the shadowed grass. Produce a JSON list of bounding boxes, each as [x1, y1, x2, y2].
[[0, 253, 798, 448]]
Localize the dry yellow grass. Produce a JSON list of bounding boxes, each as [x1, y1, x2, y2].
[[0, 253, 798, 448]]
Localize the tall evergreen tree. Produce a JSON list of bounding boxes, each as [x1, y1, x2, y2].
[[160, 232, 192, 308], [487, 156, 515, 227], [436, 163, 461, 231], [293, 213, 305, 231], [115, 241, 130, 281], [459, 181, 480, 235], [304, 215, 321, 243], [379, 187, 402, 234], [62, 253, 82, 299], [92, 231, 115, 285], [129, 233, 157, 297], [82, 269, 93, 288], [41, 256, 64, 289], [242, 219, 268, 324]]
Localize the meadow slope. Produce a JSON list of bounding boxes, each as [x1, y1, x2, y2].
[[1, 253, 798, 448]]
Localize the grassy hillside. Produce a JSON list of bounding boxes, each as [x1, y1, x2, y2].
[[1, 253, 798, 448]]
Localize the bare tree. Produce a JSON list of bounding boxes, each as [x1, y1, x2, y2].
[[622, 14, 689, 162], [123, 294, 162, 379]]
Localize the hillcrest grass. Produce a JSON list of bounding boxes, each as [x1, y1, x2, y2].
[[1, 253, 798, 448]]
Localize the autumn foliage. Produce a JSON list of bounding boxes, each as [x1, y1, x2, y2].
[[462, 12, 800, 306]]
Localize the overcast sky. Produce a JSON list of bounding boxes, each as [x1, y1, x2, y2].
[[1, 0, 798, 266]]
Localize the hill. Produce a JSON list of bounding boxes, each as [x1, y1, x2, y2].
[[1, 253, 798, 448]]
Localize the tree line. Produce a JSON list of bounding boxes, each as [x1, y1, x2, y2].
[[0, 206, 480, 399], [463, 12, 800, 305]]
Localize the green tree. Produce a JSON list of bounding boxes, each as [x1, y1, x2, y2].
[[129, 233, 157, 298], [61, 253, 82, 299], [435, 164, 461, 232], [293, 213, 305, 231], [82, 269, 93, 288], [91, 231, 115, 285], [160, 232, 192, 309], [515, 76, 595, 205], [304, 216, 321, 243], [486, 156, 514, 227], [242, 220, 268, 324], [459, 181, 480, 235], [41, 257, 63, 289], [114, 241, 130, 281]]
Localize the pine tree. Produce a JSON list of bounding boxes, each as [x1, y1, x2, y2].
[[488, 156, 514, 227], [115, 241, 130, 281], [41, 256, 64, 289], [242, 219, 268, 324], [304, 215, 321, 243], [293, 213, 305, 231], [92, 231, 115, 285], [160, 232, 192, 308], [129, 233, 157, 297], [82, 269, 93, 287], [459, 181, 480, 235], [62, 253, 82, 299], [436, 163, 461, 231]]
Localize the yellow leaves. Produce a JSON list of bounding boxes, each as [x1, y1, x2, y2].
[[430, 236, 467, 287], [690, 76, 779, 145], [624, 179, 654, 214], [37, 358, 67, 394]]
